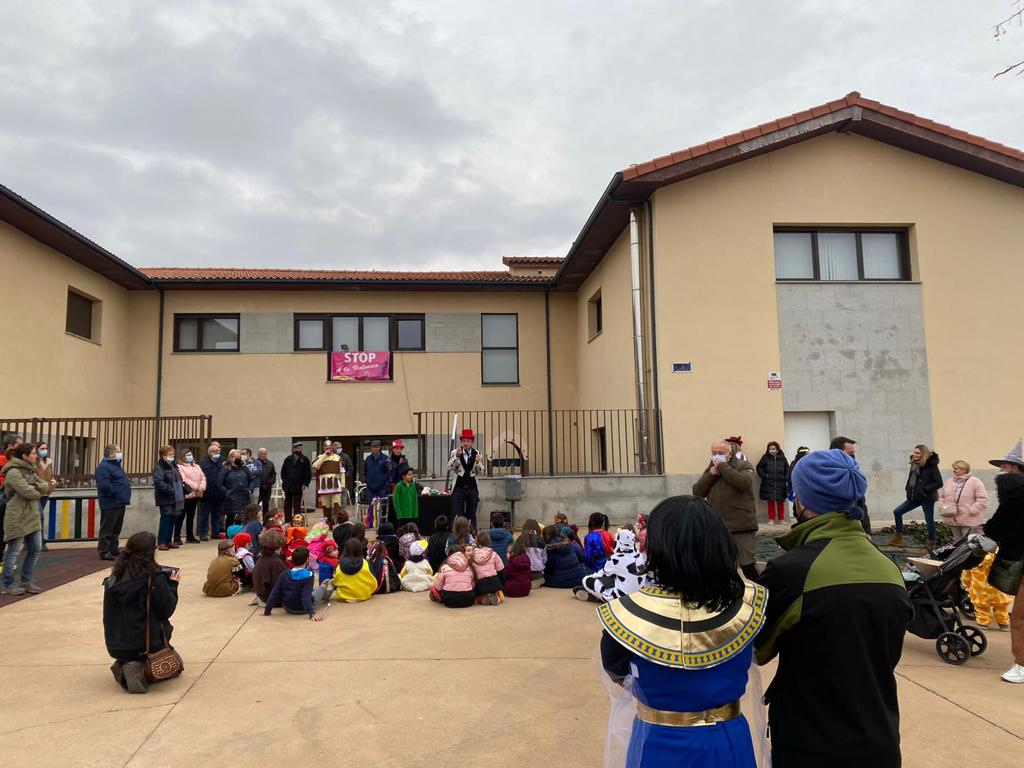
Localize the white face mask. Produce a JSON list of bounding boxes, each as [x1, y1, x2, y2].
[[711, 454, 728, 464], [768, 449, 778, 455], [185, 455, 194, 463]]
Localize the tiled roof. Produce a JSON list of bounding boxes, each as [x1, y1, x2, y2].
[[621, 91, 1024, 180], [502, 256, 564, 266], [141, 267, 550, 283]]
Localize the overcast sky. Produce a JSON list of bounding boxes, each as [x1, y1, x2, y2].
[[2, 1, 1021, 270]]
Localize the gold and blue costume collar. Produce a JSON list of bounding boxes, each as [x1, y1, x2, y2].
[[598, 580, 767, 670]]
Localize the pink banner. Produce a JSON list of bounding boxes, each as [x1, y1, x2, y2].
[[330, 351, 391, 381]]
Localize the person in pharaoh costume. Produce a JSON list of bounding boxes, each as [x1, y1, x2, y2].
[[312, 440, 345, 525]]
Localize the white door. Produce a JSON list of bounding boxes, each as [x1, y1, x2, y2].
[[783, 411, 832, 455]]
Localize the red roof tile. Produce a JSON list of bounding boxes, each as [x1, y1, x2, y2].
[[142, 267, 550, 283], [620, 92, 1024, 180], [501, 256, 564, 265]]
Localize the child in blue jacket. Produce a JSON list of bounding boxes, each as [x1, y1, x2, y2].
[[583, 512, 609, 572], [263, 547, 323, 621]]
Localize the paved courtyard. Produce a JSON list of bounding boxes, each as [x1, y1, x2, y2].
[[0, 541, 1021, 767]]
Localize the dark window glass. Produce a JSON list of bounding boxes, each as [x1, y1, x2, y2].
[[395, 318, 424, 350], [65, 290, 94, 339], [174, 315, 239, 352]]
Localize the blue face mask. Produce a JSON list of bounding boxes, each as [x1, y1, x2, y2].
[[114, 452, 123, 462], [210, 453, 221, 461], [184, 455, 194, 463], [38, 449, 48, 458]]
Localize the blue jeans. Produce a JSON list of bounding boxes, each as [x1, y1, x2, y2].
[[198, 498, 223, 538], [157, 510, 176, 546], [3, 530, 43, 587], [39, 497, 49, 538], [893, 499, 936, 540]]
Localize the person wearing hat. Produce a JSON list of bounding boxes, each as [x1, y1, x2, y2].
[[756, 449, 911, 768], [598, 496, 769, 767], [693, 439, 759, 579], [202, 539, 241, 597], [982, 438, 1024, 684], [386, 439, 408, 493], [447, 429, 485, 529], [830, 436, 871, 534], [313, 440, 346, 524], [363, 440, 390, 509], [280, 442, 312, 521]]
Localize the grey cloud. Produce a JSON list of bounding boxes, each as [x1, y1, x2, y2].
[[1, 1, 1021, 270]]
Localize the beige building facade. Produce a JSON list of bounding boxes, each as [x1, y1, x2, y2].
[[3, 91, 1023, 525]]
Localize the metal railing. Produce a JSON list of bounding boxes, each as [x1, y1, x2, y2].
[[0, 415, 213, 488], [413, 409, 662, 479]]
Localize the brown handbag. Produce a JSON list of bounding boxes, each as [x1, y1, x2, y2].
[[143, 574, 184, 683]]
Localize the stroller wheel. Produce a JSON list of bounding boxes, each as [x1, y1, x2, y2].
[[936, 632, 971, 665], [958, 625, 988, 657], [959, 594, 976, 620]]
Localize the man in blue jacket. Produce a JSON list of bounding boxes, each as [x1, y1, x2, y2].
[[363, 440, 389, 505], [199, 441, 226, 540], [95, 444, 131, 561]]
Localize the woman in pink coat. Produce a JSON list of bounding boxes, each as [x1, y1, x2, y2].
[[938, 460, 988, 539], [175, 448, 207, 544]]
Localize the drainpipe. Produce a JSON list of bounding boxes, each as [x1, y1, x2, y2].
[[629, 209, 651, 474], [154, 288, 165, 451], [644, 200, 664, 474], [545, 289, 555, 476]]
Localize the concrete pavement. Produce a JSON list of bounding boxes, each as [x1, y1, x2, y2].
[[0, 542, 1021, 767]]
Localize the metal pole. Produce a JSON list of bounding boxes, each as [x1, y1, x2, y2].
[[545, 290, 555, 476]]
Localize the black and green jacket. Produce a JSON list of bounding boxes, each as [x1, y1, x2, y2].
[[756, 512, 911, 768]]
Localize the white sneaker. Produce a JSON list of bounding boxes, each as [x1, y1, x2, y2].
[[1001, 664, 1024, 684]]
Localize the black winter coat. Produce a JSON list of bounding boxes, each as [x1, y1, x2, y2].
[[756, 452, 790, 501], [280, 454, 312, 493], [220, 464, 252, 515], [102, 570, 178, 660], [200, 457, 226, 501], [152, 460, 184, 509], [906, 453, 943, 502], [984, 471, 1024, 561]]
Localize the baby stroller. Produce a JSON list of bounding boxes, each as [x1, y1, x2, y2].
[[904, 535, 996, 665]]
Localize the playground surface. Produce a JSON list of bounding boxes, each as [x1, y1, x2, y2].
[[0, 542, 1021, 768]]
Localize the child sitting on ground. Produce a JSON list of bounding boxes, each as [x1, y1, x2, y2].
[[374, 522, 403, 569], [252, 529, 287, 608], [470, 530, 506, 605], [583, 512, 609, 573], [332, 509, 354, 550], [635, 514, 648, 553], [430, 546, 476, 608], [486, 511, 514, 565], [426, 515, 450, 574], [397, 522, 423, 562], [233, 532, 256, 591], [574, 528, 647, 603], [332, 538, 378, 603], [226, 522, 243, 541], [504, 535, 534, 598], [349, 522, 368, 556], [519, 519, 547, 587], [283, 527, 308, 565], [543, 524, 588, 589], [399, 541, 433, 592], [318, 542, 340, 586], [263, 546, 323, 621], [264, 508, 285, 532], [446, 515, 475, 550], [203, 539, 240, 597], [241, 503, 263, 556], [369, 529, 402, 594]]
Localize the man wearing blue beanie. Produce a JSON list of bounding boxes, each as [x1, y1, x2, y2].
[[755, 449, 912, 768]]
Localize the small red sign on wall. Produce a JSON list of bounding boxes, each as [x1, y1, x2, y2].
[[768, 372, 782, 390]]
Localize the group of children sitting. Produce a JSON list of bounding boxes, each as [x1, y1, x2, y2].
[[201, 502, 652, 620]]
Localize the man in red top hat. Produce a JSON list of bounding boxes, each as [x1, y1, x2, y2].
[[386, 439, 408, 493], [448, 429, 485, 529]]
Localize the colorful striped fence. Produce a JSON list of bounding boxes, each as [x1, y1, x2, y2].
[[45, 496, 98, 542]]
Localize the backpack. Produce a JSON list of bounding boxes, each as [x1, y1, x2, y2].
[[369, 544, 402, 594]]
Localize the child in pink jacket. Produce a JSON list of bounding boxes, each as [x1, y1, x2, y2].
[[430, 547, 476, 608], [470, 530, 506, 605]]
